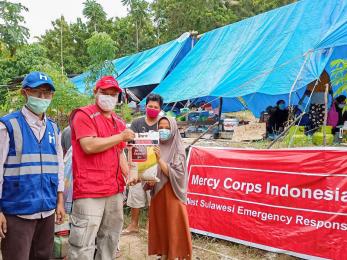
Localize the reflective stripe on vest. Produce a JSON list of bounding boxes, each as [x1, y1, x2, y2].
[[3, 118, 59, 177], [0, 111, 59, 215]]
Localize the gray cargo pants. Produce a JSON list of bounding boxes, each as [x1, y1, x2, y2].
[[68, 193, 123, 260]]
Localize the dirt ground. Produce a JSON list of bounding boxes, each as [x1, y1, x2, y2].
[[119, 208, 299, 260], [119, 230, 299, 260]]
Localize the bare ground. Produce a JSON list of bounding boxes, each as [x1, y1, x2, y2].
[[119, 209, 299, 260]]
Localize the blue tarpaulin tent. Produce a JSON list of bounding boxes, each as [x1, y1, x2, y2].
[[150, 0, 347, 117], [70, 32, 193, 99]]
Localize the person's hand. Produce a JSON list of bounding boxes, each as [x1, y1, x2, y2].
[[0, 213, 7, 238], [143, 181, 156, 191], [127, 177, 140, 186], [146, 181, 156, 187], [154, 146, 160, 161], [55, 202, 66, 225], [121, 129, 135, 142]]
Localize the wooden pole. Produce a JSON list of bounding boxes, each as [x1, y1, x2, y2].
[[218, 97, 223, 133], [323, 83, 329, 146]]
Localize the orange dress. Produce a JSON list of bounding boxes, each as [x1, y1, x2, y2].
[[148, 183, 192, 259]]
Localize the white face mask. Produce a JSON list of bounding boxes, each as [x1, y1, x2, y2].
[[97, 94, 118, 112]]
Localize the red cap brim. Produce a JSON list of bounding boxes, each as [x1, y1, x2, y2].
[[96, 84, 122, 93]]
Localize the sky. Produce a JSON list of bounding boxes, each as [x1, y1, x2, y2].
[[11, 0, 129, 42]]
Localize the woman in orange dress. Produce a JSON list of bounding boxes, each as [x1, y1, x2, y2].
[[147, 116, 192, 260]]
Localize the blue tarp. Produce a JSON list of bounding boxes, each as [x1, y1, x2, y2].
[[150, 0, 347, 117], [71, 33, 193, 94], [192, 96, 246, 113]]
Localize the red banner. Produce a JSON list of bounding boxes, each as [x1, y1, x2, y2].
[[187, 147, 347, 260]]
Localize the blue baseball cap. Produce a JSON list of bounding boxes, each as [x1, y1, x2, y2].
[[22, 71, 55, 91]]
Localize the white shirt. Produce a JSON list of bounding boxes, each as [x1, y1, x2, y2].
[[0, 106, 64, 219]]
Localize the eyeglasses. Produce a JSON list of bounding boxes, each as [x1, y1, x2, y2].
[[25, 89, 54, 98], [99, 91, 119, 98]]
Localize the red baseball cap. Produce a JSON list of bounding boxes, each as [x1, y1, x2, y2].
[[95, 76, 122, 92]]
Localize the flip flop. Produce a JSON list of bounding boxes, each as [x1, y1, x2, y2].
[[115, 250, 122, 258], [121, 229, 139, 236]]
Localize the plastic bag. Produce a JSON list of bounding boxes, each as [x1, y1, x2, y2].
[[129, 146, 159, 182]]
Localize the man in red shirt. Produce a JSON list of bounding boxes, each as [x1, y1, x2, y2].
[[68, 76, 135, 260]]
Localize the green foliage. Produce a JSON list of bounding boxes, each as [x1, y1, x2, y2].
[[0, 43, 53, 104], [0, 0, 29, 56], [14, 44, 53, 76], [86, 32, 117, 64], [84, 32, 118, 92], [111, 14, 156, 57], [110, 17, 138, 56], [0, 89, 24, 113], [37, 0, 299, 77], [40, 17, 89, 74], [252, 0, 296, 14], [331, 59, 347, 97], [0, 64, 92, 126], [115, 103, 134, 123], [83, 0, 107, 32], [122, 0, 155, 51], [0, 56, 16, 86], [0, 0, 299, 105], [40, 65, 92, 116], [151, 0, 296, 43], [0, 43, 51, 81]]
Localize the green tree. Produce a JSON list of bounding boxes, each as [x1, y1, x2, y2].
[[0, 42, 16, 85], [0, 43, 53, 84], [70, 18, 91, 71], [151, 0, 238, 43], [235, 0, 297, 19], [0, 0, 29, 56], [110, 16, 138, 56], [0, 43, 53, 104], [42, 65, 92, 126], [83, 0, 107, 32], [151, 0, 297, 43], [84, 32, 118, 91], [40, 16, 88, 74], [0, 64, 91, 126], [14, 44, 53, 76], [122, 0, 155, 51]]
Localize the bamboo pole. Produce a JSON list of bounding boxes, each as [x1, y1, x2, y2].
[[60, 15, 64, 75], [288, 51, 311, 106]]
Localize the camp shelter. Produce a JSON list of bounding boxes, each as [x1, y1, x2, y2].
[[149, 0, 347, 117], [71, 32, 194, 100]]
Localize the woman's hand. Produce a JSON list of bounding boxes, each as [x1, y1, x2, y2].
[[143, 181, 156, 191], [146, 181, 156, 187], [154, 146, 161, 161]]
